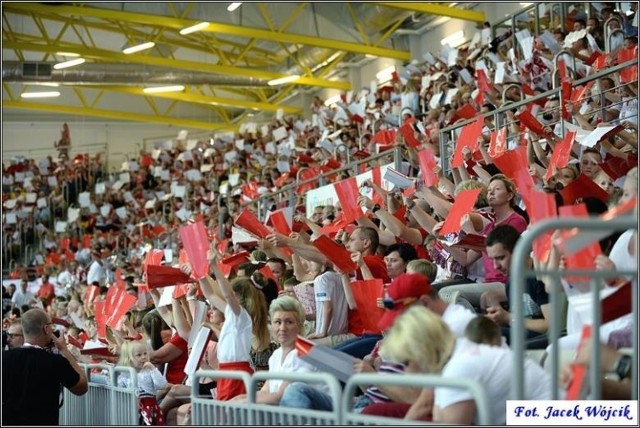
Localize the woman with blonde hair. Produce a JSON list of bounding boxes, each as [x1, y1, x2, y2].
[[381, 306, 551, 424]]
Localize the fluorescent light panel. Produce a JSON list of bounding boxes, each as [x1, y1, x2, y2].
[[21, 91, 61, 98], [267, 75, 300, 86], [227, 2, 242, 12], [143, 85, 185, 94], [56, 51, 80, 57], [53, 58, 86, 70], [122, 41, 155, 55], [179, 22, 210, 35]]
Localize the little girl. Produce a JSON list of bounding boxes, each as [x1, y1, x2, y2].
[[117, 339, 168, 425]]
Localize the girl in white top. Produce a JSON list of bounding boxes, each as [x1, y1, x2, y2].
[[197, 250, 270, 401], [117, 339, 168, 425]]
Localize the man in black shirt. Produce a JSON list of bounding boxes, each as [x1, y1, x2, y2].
[[2, 308, 88, 425], [483, 225, 550, 347]]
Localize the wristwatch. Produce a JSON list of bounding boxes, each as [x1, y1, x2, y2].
[[615, 354, 631, 380], [372, 204, 381, 213]]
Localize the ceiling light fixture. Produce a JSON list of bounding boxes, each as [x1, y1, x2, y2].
[[143, 85, 185, 94], [267, 75, 300, 86], [21, 91, 61, 99], [56, 52, 81, 57], [53, 58, 86, 70], [122, 41, 155, 55], [440, 30, 466, 48], [179, 22, 210, 35], [227, 2, 242, 12]]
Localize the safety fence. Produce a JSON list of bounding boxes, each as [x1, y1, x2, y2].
[[59, 364, 138, 426], [191, 369, 488, 425], [511, 215, 638, 400]]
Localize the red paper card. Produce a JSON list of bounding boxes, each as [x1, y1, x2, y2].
[[557, 58, 568, 81], [84, 285, 100, 306], [602, 281, 632, 324], [114, 268, 126, 290], [179, 220, 211, 280], [493, 146, 534, 205], [561, 80, 572, 121], [476, 69, 492, 93], [371, 129, 398, 145], [269, 210, 292, 236], [559, 174, 609, 205], [94, 300, 106, 339], [295, 335, 314, 356], [147, 264, 192, 289], [451, 116, 484, 168], [558, 204, 603, 282], [317, 218, 348, 238], [417, 148, 439, 187], [618, 47, 638, 83], [52, 317, 71, 328], [350, 279, 384, 335], [259, 265, 281, 292], [544, 131, 576, 182], [516, 110, 554, 139], [297, 167, 320, 195], [105, 289, 137, 330], [172, 284, 190, 300], [438, 188, 482, 236], [334, 177, 365, 223], [399, 118, 421, 148], [488, 127, 507, 159], [235, 208, 272, 240], [601, 153, 638, 181], [451, 103, 478, 124], [527, 191, 557, 263], [566, 326, 591, 400], [311, 234, 358, 273]]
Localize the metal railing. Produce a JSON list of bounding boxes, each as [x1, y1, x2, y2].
[[510, 216, 638, 400]]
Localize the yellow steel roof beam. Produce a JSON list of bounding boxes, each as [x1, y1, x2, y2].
[[4, 3, 409, 61], [3, 100, 237, 132], [3, 40, 351, 90], [376, 3, 485, 23], [77, 84, 302, 113]]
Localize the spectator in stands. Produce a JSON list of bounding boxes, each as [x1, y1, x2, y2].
[[345, 226, 390, 283], [11, 279, 36, 311], [266, 257, 287, 286], [86, 251, 106, 286], [381, 306, 551, 424], [5, 320, 24, 350], [482, 225, 550, 347], [307, 263, 350, 346], [197, 254, 270, 401], [37, 273, 56, 308], [117, 339, 168, 425], [464, 315, 503, 347], [2, 308, 88, 425], [142, 309, 188, 385], [232, 296, 331, 406]]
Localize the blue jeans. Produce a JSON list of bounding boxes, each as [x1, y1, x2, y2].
[[280, 382, 333, 411], [333, 334, 383, 359]]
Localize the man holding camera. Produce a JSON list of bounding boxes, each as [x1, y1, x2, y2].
[[2, 308, 88, 425]]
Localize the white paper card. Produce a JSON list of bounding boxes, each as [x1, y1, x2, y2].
[[444, 88, 459, 105], [145, 199, 156, 209], [79, 192, 91, 208], [174, 186, 186, 198], [48, 176, 58, 187], [25, 193, 37, 204], [115, 207, 127, 219], [276, 108, 284, 121], [95, 182, 106, 195], [494, 62, 506, 84], [67, 208, 80, 223], [100, 205, 111, 217], [55, 221, 67, 233], [228, 173, 240, 187], [429, 92, 443, 110], [37, 197, 47, 208], [272, 126, 288, 142], [186, 139, 198, 151], [200, 164, 214, 173]]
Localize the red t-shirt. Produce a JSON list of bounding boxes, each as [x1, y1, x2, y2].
[[165, 334, 189, 385], [357, 255, 390, 284]]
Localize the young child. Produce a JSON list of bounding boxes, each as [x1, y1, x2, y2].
[[117, 339, 168, 425]]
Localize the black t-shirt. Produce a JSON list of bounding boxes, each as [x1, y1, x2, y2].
[[505, 277, 549, 319], [2, 346, 81, 425]]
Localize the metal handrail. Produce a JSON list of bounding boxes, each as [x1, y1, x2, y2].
[[437, 58, 637, 170], [510, 216, 638, 400], [502, 83, 525, 105], [605, 28, 625, 53]]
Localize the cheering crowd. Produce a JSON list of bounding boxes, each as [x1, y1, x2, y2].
[[2, 3, 638, 425]]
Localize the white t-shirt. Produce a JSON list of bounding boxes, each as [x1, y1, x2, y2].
[[217, 304, 252, 364], [314, 271, 349, 336], [441, 303, 477, 338], [267, 347, 326, 394], [86, 260, 106, 286], [435, 338, 552, 425]]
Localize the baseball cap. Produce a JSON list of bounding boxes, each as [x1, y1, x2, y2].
[[377, 273, 432, 331]]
